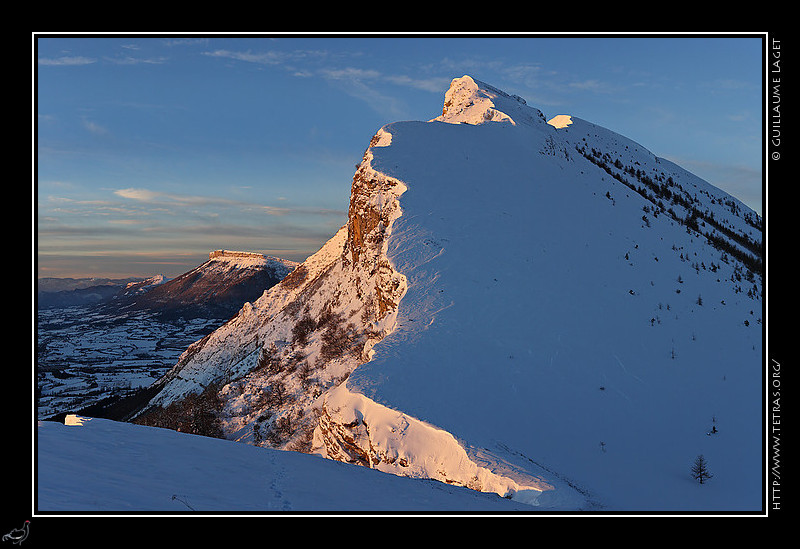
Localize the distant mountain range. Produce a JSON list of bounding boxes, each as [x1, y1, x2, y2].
[[37, 277, 144, 309]]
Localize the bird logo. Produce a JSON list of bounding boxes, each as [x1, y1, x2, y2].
[[2, 521, 29, 545]]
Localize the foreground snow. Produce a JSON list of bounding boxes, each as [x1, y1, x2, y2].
[[36, 416, 534, 513]]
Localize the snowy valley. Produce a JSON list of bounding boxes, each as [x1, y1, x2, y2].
[[36, 75, 765, 514], [36, 252, 296, 419]]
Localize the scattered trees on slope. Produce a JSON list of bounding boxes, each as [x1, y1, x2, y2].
[[575, 144, 762, 276], [133, 382, 224, 439]]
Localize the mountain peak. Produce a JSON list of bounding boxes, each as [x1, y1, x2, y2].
[[432, 75, 546, 127], [207, 250, 300, 281]]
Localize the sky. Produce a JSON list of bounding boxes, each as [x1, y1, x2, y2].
[[35, 33, 764, 279]]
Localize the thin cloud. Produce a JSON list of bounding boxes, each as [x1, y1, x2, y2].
[[163, 38, 210, 47], [39, 52, 165, 68], [42, 195, 114, 207], [104, 55, 168, 65], [315, 66, 446, 119], [320, 67, 381, 81], [108, 219, 146, 225], [115, 188, 161, 202], [113, 187, 343, 218], [203, 45, 445, 98], [82, 119, 109, 135], [114, 187, 244, 208], [38, 56, 96, 66], [383, 74, 449, 93], [326, 76, 407, 120], [259, 205, 291, 216], [203, 48, 328, 66], [317, 67, 446, 94], [204, 49, 288, 65], [568, 79, 618, 93]]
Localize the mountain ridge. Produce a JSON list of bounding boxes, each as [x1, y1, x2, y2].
[[124, 75, 763, 511]]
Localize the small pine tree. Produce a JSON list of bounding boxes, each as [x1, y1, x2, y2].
[[292, 315, 317, 346], [266, 380, 291, 408], [691, 454, 714, 484], [255, 342, 284, 375], [297, 361, 314, 389]]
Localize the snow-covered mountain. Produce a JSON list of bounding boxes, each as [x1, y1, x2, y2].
[[116, 274, 168, 297], [42, 76, 763, 513], [105, 251, 298, 320], [37, 276, 146, 309]]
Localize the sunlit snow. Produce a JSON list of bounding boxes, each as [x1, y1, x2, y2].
[[547, 114, 573, 129]]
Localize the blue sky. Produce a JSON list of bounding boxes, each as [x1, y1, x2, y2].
[[36, 34, 764, 279]]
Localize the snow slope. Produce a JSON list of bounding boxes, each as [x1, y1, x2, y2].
[[37, 416, 532, 512], [36, 76, 763, 514]]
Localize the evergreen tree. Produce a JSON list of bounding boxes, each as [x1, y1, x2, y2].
[[691, 454, 714, 484], [253, 422, 263, 445]]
